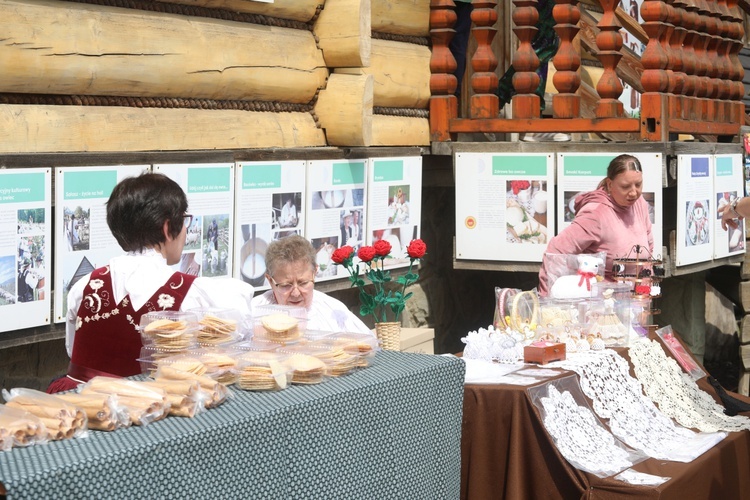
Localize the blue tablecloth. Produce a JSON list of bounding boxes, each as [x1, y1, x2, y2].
[[0, 351, 465, 499]]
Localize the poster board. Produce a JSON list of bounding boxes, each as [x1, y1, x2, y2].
[[713, 153, 745, 259], [154, 163, 235, 278], [455, 152, 554, 262], [676, 154, 713, 266], [366, 156, 422, 269], [305, 159, 367, 282], [0, 168, 52, 332], [54, 165, 148, 323], [556, 153, 663, 256], [233, 161, 306, 290]]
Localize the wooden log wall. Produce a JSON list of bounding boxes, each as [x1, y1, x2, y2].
[[0, 0, 430, 153]]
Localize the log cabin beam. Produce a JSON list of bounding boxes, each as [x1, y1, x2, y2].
[[0, 105, 326, 152], [372, 0, 430, 37], [157, 0, 323, 22], [314, 0, 371, 67], [371, 115, 429, 145], [315, 73, 373, 146]]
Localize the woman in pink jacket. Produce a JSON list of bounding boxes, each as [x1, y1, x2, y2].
[[538, 154, 653, 296]]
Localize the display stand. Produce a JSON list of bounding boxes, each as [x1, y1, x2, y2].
[[612, 245, 664, 327]]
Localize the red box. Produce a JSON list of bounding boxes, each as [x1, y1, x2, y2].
[[523, 342, 566, 365]]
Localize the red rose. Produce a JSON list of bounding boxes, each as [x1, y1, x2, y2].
[[373, 239, 392, 257], [331, 246, 354, 265], [406, 239, 427, 259], [358, 246, 376, 263]]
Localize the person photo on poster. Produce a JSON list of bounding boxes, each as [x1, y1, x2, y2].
[[0, 255, 15, 305], [685, 200, 710, 246]]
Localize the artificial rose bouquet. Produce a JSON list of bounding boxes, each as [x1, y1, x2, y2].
[[332, 239, 427, 323]]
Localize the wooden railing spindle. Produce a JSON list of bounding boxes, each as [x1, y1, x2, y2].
[[511, 0, 542, 119], [429, 0, 459, 142], [594, 0, 625, 118], [469, 1, 499, 119], [551, 0, 581, 118]]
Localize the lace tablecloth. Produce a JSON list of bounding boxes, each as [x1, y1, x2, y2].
[[0, 351, 465, 499]]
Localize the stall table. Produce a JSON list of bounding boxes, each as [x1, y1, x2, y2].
[[461, 361, 750, 499], [0, 351, 465, 499]]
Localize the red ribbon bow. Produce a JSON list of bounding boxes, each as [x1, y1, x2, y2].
[[577, 271, 597, 291]]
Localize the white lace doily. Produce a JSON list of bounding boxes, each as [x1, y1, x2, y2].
[[549, 350, 725, 462], [539, 384, 636, 477], [630, 339, 750, 433], [461, 325, 525, 364]]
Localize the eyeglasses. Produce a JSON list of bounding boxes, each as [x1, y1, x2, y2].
[[183, 214, 193, 228], [269, 276, 315, 294]]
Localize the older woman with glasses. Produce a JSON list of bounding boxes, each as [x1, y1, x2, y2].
[[252, 235, 372, 335], [48, 172, 255, 393]]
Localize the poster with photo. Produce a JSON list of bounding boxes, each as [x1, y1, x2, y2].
[[366, 157, 422, 269], [234, 161, 306, 290], [154, 163, 235, 279], [0, 168, 52, 332], [676, 154, 713, 266], [455, 152, 554, 262], [556, 153, 663, 256], [713, 154, 745, 259], [305, 159, 367, 281], [54, 165, 149, 323]]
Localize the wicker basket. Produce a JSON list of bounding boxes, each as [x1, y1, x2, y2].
[[375, 322, 401, 351]]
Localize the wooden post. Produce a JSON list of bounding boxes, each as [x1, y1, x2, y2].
[[511, 0, 541, 119], [594, 0, 624, 118], [551, 0, 581, 119], [640, 0, 669, 139], [682, 0, 700, 120], [429, 0, 458, 142], [668, 0, 688, 121], [469, 1, 499, 119]]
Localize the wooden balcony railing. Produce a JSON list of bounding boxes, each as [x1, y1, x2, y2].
[[430, 0, 746, 142]]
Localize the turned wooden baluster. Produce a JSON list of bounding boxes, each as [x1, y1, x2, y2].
[[470, 1, 499, 119], [681, 0, 700, 119], [640, 1, 670, 93], [715, 0, 734, 108], [595, 0, 624, 118], [429, 0, 458, 142], [668, 0, 688, 120], [693, 0, 713, 121], [511, 0, 541, 119], [551, 0, 581, 118], [725, 0, 745, 124]]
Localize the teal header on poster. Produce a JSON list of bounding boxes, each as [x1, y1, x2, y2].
[[242, 164, 281, 189], [332, 161, 366, 185], [63, 170, 117, 200], [563, 155, 612, 176], [492, 155, 547, 176], [715, 157, 734, 176], [188, 167, 231, 193], [0, 172, 46, 204], [373, 160, 404, 182]]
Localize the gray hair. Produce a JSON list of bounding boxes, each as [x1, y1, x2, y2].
[[265, 235, 316, 278]]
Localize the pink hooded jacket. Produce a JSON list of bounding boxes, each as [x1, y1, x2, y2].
[[538, 188, 653, 296]]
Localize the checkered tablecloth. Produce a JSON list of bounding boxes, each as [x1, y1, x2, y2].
[[0, 351, 465, 499]]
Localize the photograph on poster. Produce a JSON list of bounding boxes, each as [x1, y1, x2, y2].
[[728, 225, 745, 252], [178, 252, 201, 276], [311, 236, 338, 278], [63, 207, 90, 252], [17, 208, 45, 235], [0, 255, 15, 305], [371, 226, 416, 261], [685, 200, 710, 246], [716, 192, 739, 220], [202, 214, 229, 277], [16, 235, 46, 303], [312, 190, 346, 209], [61, 253, 97, 314], [506, 180, 548, 244], [387, 186, 410, 226], [184, 215, 202, 251], [239, 223, 271, 287], [273, 192, 302, 229], [340, 209, 364, 250], [642, 192, 656, 223], [563, 191, 585, 222]]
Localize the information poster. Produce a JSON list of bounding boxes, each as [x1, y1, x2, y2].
[[154, 163, 235, 278], [366, 156, 422, 269], [676, 154, 713, 266], [54, 166, 148, 322], [0, 168, 52, 332], [713, 153, 745, 259], [557, 153, 663, 256], [305, 159, 367, 281], [234, 161, 306, 290], [455, 152, 554, 262]]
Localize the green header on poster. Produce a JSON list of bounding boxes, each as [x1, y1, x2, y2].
[[0, 172, 46, 204], [492, 156, 547, 176], [188, 167, 231, 193], [242, 164, 281, 189], [64, 170, 117, 200], [332, 161, 366, 185], [715, 157, 733, 176], [373, 160, 404, 182], [563, 155, 612, 176]]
